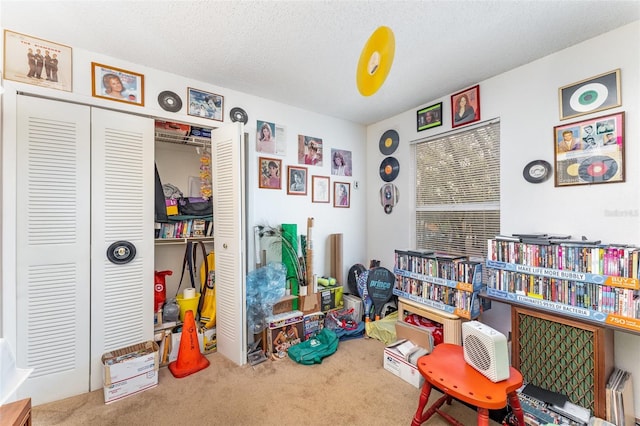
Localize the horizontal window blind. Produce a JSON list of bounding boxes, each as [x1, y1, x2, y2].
[[415, 121, 500, 259]]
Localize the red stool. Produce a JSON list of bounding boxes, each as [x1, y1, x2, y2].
[[412, 343, 525, 426]]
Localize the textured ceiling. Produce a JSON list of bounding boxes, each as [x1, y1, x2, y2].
[[2, 1, 639, 125]]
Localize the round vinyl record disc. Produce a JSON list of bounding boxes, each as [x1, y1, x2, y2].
[[379, 129, 399, 155], [523, 160, 552, 183], [157, 91, 182, 112], [106, 241, 137, 265], [229, 107, 248, 124], [356, 26, 395, 96], [569, 83, 608, 113], [379, 156, 400, 182], [578, 155, 618, 182]]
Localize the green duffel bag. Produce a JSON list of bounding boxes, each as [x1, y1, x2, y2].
[[288, 328, 339, 365]]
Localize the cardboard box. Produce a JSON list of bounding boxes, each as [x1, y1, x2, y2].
[[266, 310, 304, 359], [395, 321, 433, 353], [383, 340, 425, 388], [319, 285, 343, 312], [273, 295, 297, 315], [102, 341, 159, 404], [299, 293, 321, 315]]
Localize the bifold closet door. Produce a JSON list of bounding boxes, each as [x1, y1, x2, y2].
[[16, 95, 92, 404], [89, 108, 154, 391], [211, 123, 247, 365]]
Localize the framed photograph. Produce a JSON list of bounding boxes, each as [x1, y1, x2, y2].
[[554, 111, 624, 187], [188, 87, 223, 122], [3, 29, 72, 91], [330, 149, 352, 176], [333, 182, 350, 208], [312, 176, 330, 203], [91, 62, 144, 106], [256, 120, 277, 154], [287, 166, 308, 195], [259, 157, 282, 190], [559, 69, 621, 121], [417, 102, 443, 131], [451, 85, 480, 128], [298, 135, 323, 166]]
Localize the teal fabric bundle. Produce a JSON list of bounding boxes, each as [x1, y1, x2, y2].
[[288, 328, 339, 365]]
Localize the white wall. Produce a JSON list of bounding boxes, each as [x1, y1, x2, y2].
[[366, 21, 640, 417], [1, 32, 366, 347]]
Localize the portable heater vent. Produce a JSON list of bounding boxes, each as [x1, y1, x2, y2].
[[462, 321, 510, 382]]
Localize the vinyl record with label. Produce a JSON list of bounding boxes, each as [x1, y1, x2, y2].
[[157, 91, 182, 112], [379, 129, 399, 155], [356, 26, 395, 97], [229, 107, 248, 124], [569, 83, 608, 113], [522, 160, 552, 184], [106, 241, 137, 265], [578, 155, 618, 182], [379, 156, 399, 182]]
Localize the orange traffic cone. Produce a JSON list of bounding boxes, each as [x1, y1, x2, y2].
[[168, 309, 210, 378]]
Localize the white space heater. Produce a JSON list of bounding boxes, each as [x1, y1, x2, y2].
[[462, 321, 510, 382]]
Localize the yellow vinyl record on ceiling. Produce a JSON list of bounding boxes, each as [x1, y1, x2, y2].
[[356, 26, 395, 97]]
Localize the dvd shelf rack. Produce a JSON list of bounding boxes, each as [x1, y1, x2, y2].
[[393, 249, 483, 319], [155, 217, 213, 240], [485, 238, 640, 333]]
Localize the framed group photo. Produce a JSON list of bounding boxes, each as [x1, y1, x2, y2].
[[312, 176, 330, 203], [287, 166, 308, 195], [188, 87, 224, 122], [554, 111, 625, 187], [559, 69, 621, 121], [258, 157, 282, 190], [417, 102, 442, 131], [333, 182, 350, 208], [91, 62, 144, 106], [3, 29, 72, 92], [451, 85, 480, 128]]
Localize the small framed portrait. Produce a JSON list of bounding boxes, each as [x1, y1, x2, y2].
[[559, 69, 621, 121], [417, 102, 443, 131], [3, 30, 73, 92], [333, 182, 350, 208], [91, 62, 144, 106], [287, 166, 308, 195], [554, 111, 624, 187], [451, 85, 480, 128], [188, 87, 224, 122], [298, 135, 323, 166], [330, 149, 352, 176], [258, 157, 282, 190], [256, 120, 277, 154], [312, 176, 330, 203]]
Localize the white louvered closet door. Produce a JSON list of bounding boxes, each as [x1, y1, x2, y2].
[[212, 123, 247, 365], [90, 108, 154, 391], [16, 95, 92, 404]]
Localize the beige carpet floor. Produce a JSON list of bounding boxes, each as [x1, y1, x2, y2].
[[32, 337, 502, 425]]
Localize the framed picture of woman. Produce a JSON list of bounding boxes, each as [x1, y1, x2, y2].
[[287, 166, 308, 195], [258, 157, 282, 190], [333, 182, 350, 208], [451, 85, 480, 128], [91, 62, 144, 106]]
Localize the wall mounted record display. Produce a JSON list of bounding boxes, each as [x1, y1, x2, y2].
[[229, 107, 248, 124], [379, 156, 399, 182], [559, 69, 621, 120], [379, 129, 399, 155], [157, 90, 182, 112], [522, 160, 552, 184]]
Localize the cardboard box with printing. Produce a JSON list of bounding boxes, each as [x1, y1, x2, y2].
[[102, 341, 159, 404], [319, 284, 343, 312]]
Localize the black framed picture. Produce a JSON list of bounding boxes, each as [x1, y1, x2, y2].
[[417, 102, 442, 131]]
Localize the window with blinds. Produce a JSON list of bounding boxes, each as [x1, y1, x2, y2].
[[415, 121, 500, 259]]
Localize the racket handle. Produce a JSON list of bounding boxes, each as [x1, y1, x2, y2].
[[365, 317, 370, 323], [375, 315, 380, 321]]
